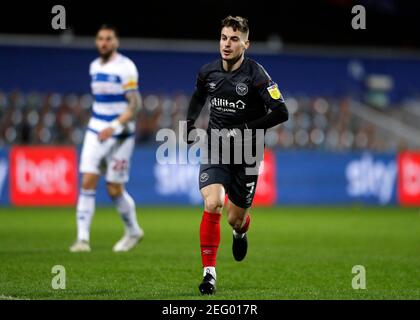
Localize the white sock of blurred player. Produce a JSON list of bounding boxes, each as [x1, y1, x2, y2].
[[115, 190, 142, 236], [113, 190, 143, 252], [70, 189, 96, 252], [76, 189, 96, 241]]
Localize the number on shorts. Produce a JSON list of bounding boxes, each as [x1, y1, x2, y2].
[[112, 159, 128, 172], [246, 182, 255, 195]]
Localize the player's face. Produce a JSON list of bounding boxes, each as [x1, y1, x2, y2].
[[220, 27, 249, 62], [96, 29, 119, 59]]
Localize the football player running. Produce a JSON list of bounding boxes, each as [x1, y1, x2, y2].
[[186, 16, 289, 294]]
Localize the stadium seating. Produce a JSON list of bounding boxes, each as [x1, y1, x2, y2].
[[0, 89, 416, 151]]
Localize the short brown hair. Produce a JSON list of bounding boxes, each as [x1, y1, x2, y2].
[[97, 24, 119, 37], [221, 16, 249, 35]]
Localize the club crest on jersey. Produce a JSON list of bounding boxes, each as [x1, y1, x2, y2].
[[267, 83, 283, 100], [236, 83, 248, 96], [208, 82, 216, 91]]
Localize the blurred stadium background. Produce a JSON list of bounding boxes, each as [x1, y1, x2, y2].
[[0, 0, 419, 299], [0, 0, 419, 206]]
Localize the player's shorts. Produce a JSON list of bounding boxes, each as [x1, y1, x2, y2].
[[79, 130, 135, 184], [199, 163, 260, 209]]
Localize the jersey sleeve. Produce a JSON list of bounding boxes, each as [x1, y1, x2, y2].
[[121, 60, 139, 93], [253, 62, 285, 110], [89, 60, 96, 78], [195, 67, 208, 97], [241, 61, 289, 130], [186, 67, 208, 122]]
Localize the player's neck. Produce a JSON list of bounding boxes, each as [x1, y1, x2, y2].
[[100, 51, 118, 64], [222, 55, 244, 72]]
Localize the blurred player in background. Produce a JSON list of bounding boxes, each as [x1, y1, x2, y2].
[[186, 16, 289, 294], [70, 25, 144, 252]]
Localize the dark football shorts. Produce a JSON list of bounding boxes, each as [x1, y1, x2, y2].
[[199, 162, 260, 209]]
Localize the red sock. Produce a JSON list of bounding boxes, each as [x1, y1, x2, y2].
[[239, 214, 251, 234], [200, 211, 221, 267]]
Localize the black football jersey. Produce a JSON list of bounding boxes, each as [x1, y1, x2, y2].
[[195, 57, 286, 131]]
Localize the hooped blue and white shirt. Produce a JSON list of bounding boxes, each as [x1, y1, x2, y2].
[[88, 53, 139, 138]]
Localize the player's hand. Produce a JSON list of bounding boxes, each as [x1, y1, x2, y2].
[[223, 123, 247, 139], [186, 120, 198, 144], [98, 127, 115, 142]]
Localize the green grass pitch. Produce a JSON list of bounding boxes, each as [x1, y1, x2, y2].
[[0, 206, 419, 300]]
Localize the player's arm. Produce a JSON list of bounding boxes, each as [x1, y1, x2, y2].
[[98, 62, 140, 142], [245, 80, 289, 130], [114, 90, 142, 125], [226, 74, 288, 136], [98, 91, 141, 142], [185, 75, 207, 144]]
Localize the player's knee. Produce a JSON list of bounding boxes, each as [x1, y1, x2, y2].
[[81, 180, 94, 190], [81, 176, 98, 190], [227, 214, 244, 230], [107, 184, 123, 199], [204, 197, 224, 213]]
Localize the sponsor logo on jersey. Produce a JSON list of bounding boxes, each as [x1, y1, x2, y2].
[[236, 83, 248, 96], [210, 98, 246, 110], [267, 83, 283, 100]]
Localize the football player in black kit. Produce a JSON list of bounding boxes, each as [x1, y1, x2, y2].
[[186, 16, 289, 295]]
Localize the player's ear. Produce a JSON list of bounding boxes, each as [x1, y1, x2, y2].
[[244, 39, 250, 50]]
